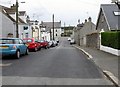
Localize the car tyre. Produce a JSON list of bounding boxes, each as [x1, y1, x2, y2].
[[15, 50, 20, 59], [25, 48, 29, 55], [45, 46, 47, 49]]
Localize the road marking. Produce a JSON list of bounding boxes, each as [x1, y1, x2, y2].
[[2, 76, 113, 85], [103, 70, 120, 87], [0, 63, 12, 67]]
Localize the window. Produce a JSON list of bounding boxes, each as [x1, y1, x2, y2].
[[56, 34, 57, 36], [56, 29, 57, 32], [24, 26, 28, 30], [113, 11, 120, 16]]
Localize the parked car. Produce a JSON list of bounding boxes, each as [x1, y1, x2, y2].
[[48, 41, 53, 47], [54, 40, 58, 46], [48, 41, 55, 47], [0, 38, 29, 59], [52, 40, 58, 46], [38, 40, 49, 49], [23, 38, 40, 52], [56, 39, 59, 43], [70, 39, 75, 45], [68, 37, 71, 41], [35, 40, 42, 50]]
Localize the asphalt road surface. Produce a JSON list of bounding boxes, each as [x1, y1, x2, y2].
[[1, 37, 114, 85]]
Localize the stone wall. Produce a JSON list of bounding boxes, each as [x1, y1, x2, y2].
[[86, 33, 99, 48]]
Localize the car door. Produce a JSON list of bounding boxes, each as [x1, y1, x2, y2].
[[19, 39, 27, 54]]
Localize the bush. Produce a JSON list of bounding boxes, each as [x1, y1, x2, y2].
[[101, 31, 120, 50]]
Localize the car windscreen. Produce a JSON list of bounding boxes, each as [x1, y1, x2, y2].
[[0, 39, 14, 44]]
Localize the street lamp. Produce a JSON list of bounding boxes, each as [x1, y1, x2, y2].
[[16, 0, 25, 38], [16, 0, 19, 38], [112, 0, 120, 9], [52, 14, 55, 40]]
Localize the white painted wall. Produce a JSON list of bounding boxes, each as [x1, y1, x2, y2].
[[100, 45, 120, 56], [1, 11, 15, 38], [100, 31, 120, 56], [51, 28, 61, 40], [41, 32, 50, 41], [18, 24, 32, 39], [0, 9, 2, 37]]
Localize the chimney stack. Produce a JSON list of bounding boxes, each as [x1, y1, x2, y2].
[[85, 19, 87, 23], [88, 17, 92, 22]]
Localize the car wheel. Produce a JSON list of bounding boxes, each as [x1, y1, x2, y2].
[[25, 48, 29, 55], [15, 50, 20, 59], [39, 47, 41, 50], [45, 46, 47, 49]]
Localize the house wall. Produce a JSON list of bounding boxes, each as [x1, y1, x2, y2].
[[1, 11, 15, 38], [0, 9, 2, 37], [80, 20, 96, 46], [32, 25, 40, 40], [41, 32, 50, 41], [96, 9, 109, 32], [18, 24, 32, 39], [51, 28, 61, 40], [86, 33, 99, 48]]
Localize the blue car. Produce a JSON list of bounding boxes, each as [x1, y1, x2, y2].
[[0, 38, 29, 59]]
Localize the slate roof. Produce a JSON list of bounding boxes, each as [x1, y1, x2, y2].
[[41, 22, 61, 31], [1, 5, 26, 24], [100, 4, 120, 30]]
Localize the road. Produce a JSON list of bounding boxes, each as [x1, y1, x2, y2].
[[1, 37, 114, 85]]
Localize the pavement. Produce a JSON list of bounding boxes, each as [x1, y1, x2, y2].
[[73, 44, 120, 86]]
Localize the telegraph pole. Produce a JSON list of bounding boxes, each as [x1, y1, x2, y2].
[[52, 14, 54, 40], [16, 0, 19, 38]]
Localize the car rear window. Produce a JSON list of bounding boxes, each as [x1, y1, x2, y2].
[[0, 39, 14, 44], [23, 39, 32, 43], [39, 40, 44, 42]]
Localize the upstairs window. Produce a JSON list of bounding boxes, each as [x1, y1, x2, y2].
[[113, 11, 120, 16]]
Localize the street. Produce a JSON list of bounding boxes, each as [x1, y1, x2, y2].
[[1, 37, 113, 85]]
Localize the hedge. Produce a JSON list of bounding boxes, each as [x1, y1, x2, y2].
[[101, 31, 120, 50]]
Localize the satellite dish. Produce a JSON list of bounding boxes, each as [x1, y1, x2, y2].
[[111, 0, 119, 3]]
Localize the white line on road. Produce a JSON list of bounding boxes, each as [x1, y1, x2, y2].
[[0, 63, 12, 67], [2, 76, 113, 85]]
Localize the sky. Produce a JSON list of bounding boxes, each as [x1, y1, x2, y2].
[[0, 0, 112, 26]]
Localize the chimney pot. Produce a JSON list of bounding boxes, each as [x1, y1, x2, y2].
[[88, 17, 92, 22]]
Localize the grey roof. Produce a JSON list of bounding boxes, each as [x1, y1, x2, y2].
[[101, 4, 120, 30], [41, 22, 61, 31]]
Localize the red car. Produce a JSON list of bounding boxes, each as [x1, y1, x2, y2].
[[23, 38, 41, 52], [38, 40, 49, 49]]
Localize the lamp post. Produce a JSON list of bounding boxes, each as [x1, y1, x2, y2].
[[112, 0, 120, 9], [16, 0, 19, 38], [16, 0, 25, 38], [52, 14, 54, 40]]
